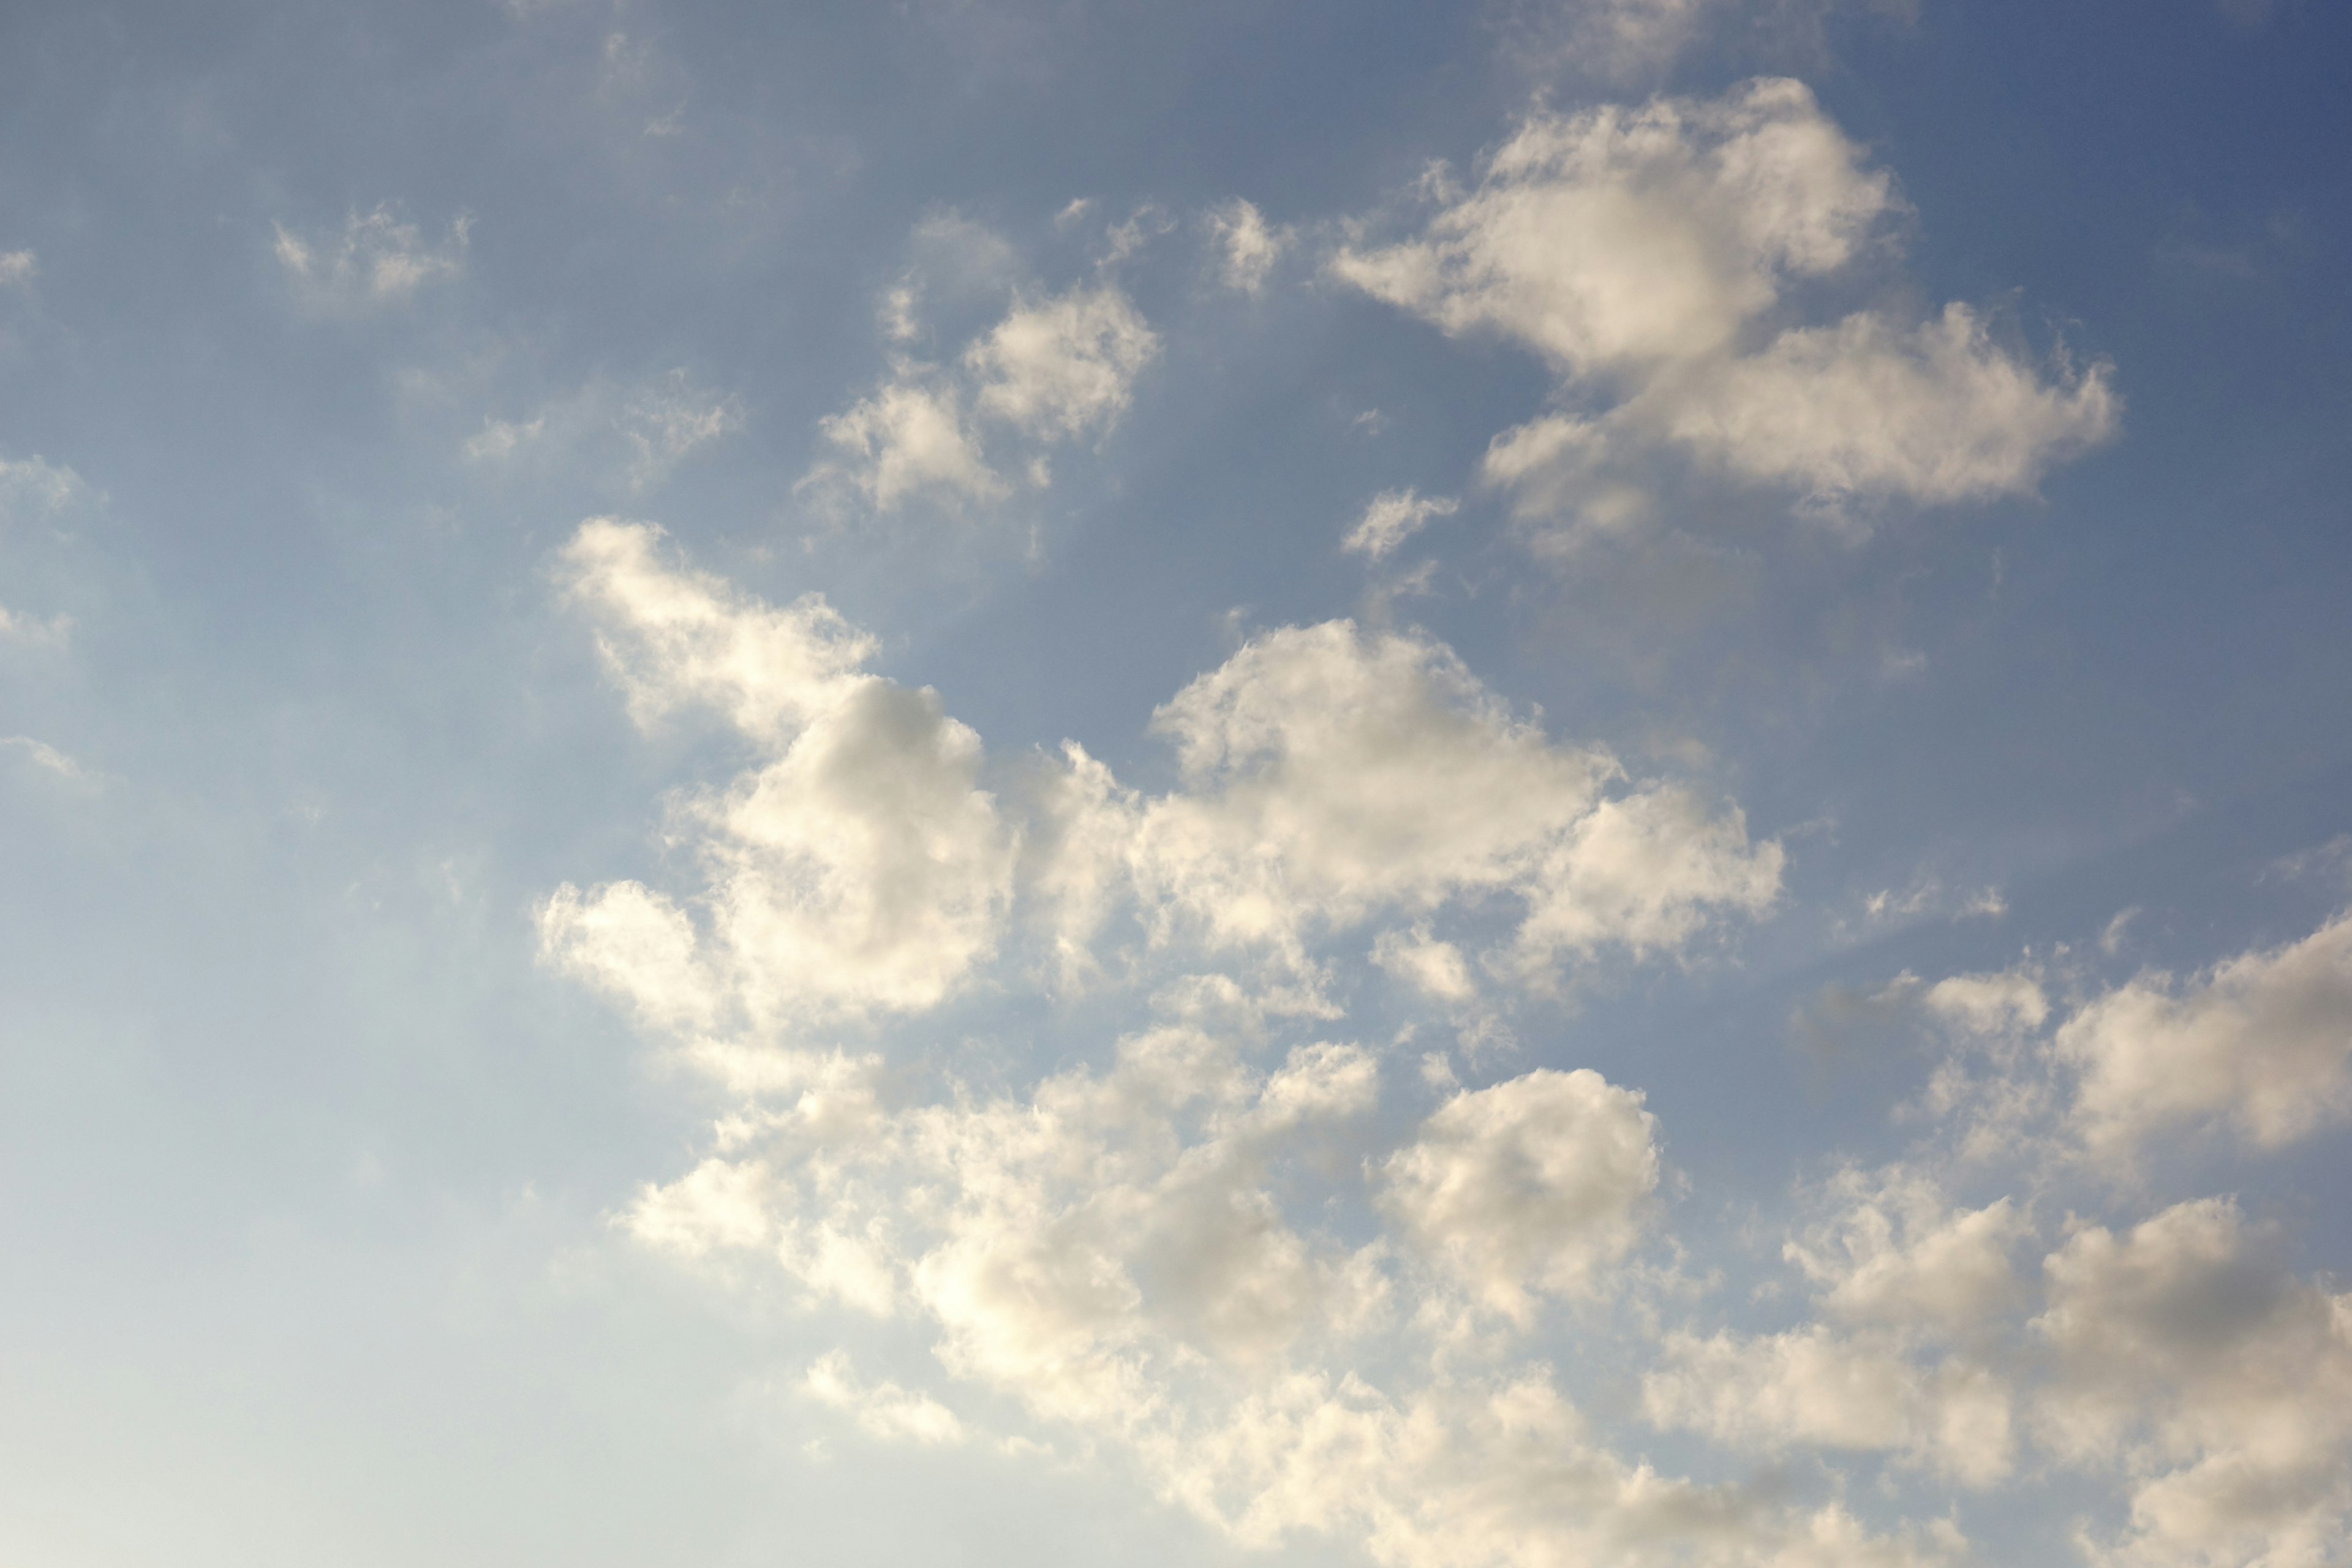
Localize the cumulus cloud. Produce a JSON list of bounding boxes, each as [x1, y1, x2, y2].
[[1334, 80, 1893, 374], [1343, 489, 1458, 560], [1031, 619, 1782, 985], [1648, 1170, 2028, 1487], [966, 285, 1158, 439], [1334, 80, 2115, 543], [538, 520, 1014, 1033], [274, 204, 469, 316], [2056, 912, 2352, 1155], [529, 528, 1936, 1568], [810, 369, 1007, 511], [1380, 1068, 1659, 1319], [2036, 1199, 2352, 1565], [1642, 303, 2116, 516], [802, 264, 1158, 519], [0, 250, 34, 286], [620, 1012, 1940, 1567], [1646, 1327, 2015, 1486]]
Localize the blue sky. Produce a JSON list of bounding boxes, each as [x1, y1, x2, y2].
[[3, 2, 2350, 1564]]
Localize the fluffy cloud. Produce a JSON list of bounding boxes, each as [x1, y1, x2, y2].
[[533, 528, 1944, 1567], [1033, 619, 1782, 983], [274, 203, 469, 316], [2037, 1199, 2352, 1565], [545, 526, 1779, 1054], [812, 370, 1007, 511], [1648, 1172, 2027, 1487], [1379, 1069, 1659, 1319], [0, 250, 34, 286], [1335, 80, 2115, 540], [1642, 303, 2116, 514], [1645, 1327, 2015, 1487], [2056, 912, 2352, 1156], [967, 285, 1158, 439], [538, 521, 1014, 1032], [1335, 80, 1893, 374], [803, 269, 1157, 518]]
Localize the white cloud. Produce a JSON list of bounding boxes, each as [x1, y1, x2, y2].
[[1648, 1170, 2027, 1487], [803, 1351, 966, 1447], [803, 275, 1155, 518], [2036, 1199, 2352, 1566], [1642, 304, 2117, 517], [0, 456, 92, 647], [966, 285, 1158, 439], [1335, 81, 2116, 541], [1645, 1327, 2015, 1487], [1380, 1068, 1658, 1319], [0, 454, 92, 515], [1371, 923, 1478, 1002], [1205, 198, 1290, 293], [1343, 488, 1458, 560], [2056, 911, 2352, 1156], [535, 534, 1956, 1568], [811, 369, 1007, 512], [1334, 80, 1893, 374], [0, 250, 34, 286], [1, 734, 91, 782], [1784, 1172, 2032, 1339], [1032, 620, 1781, 982], [538, 521, 1014, 1031], [461, 415, 545, 461], [274, 204, 468, 316]]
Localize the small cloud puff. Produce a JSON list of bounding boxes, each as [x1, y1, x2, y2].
[[1204, 198, 1290, 293], [1343, 488, 1458, 560], [802, 269, 1158, 520]]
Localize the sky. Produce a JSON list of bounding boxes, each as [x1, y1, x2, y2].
[[2, 1, 2350, 1564]]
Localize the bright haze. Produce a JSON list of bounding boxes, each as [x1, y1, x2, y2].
[[3, 2, 2351, 1565]]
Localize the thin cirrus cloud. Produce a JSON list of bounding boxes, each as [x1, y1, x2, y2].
[[1331, 78, 2116, 546], [459, 369, 743, 492], [274, 203, 470, 317]]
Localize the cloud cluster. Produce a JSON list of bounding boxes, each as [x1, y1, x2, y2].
[[1334, 80, 2115, 543], [540, 523, 2352, 1565], [545, 526, 1783, 1052], [1643, 908, 2352, 1564], [524, 524, 1936, 1566]]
